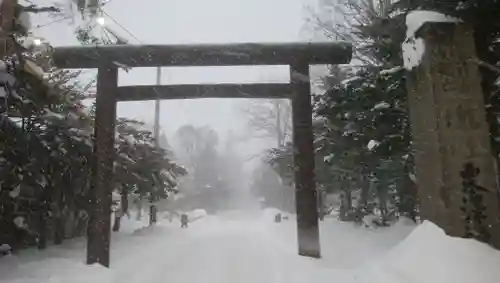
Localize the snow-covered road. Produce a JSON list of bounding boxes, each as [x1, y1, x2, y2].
[[0, 211, 410, 283], [112, 214, 336, 283], [115, 216, 294, 283], [2, 209, 500, 283], [140, 218, 288, 283]]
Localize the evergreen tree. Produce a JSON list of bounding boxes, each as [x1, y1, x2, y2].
[[0, 4, 186, 252]]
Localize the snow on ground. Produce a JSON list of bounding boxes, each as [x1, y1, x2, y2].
[[1, 209, 500, 283], [373, 221, 500, 283]]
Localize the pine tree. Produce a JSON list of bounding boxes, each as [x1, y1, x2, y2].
[[0, 4, 186, 251], [302, 0, 417, 225]]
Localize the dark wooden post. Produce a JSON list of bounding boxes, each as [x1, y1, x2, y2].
[[290, 61, 321, 258], [0, 0, 16, 58], [87, 65, 118, 267], [406, 22, 500, 248]]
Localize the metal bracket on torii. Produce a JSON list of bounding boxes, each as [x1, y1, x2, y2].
[[52, 42, 352, 267]]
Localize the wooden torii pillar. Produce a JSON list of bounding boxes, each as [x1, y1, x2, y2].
[[53, 42, 352, 266]]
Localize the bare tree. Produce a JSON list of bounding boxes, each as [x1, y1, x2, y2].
[[306, 0, 398, 67], [241, 99, 292, 147], [176, 125, 200, 168]]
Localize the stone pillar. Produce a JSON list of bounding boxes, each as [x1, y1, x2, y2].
[[406, 22, 500, 248]]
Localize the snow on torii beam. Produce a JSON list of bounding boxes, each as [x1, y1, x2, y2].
[[52, 42, 352, 68], [52, 41, 352, 267]]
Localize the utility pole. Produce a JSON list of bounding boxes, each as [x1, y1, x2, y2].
[[275, 100, 283, 148], [273, 100, 286, 211], [153, 67, 161, 144], [150, 67, 161, 226]]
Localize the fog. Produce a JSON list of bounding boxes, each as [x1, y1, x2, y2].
[[26, 0, 330, 213]]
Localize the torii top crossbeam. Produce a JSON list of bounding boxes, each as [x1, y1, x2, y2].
[[52, 42, 352, 69]]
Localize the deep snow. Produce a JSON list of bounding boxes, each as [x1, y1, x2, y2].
[[1, 209, 500, 283]]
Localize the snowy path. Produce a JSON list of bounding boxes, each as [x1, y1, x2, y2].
[[101, 213, 414, 283], [0, 211, 410, 283], [2, 210, 499, 283], [152, 220, 284, 283], [114, 215, 326, 283]]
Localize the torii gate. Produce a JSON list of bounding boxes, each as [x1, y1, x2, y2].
[[52, 42, 352, 267]]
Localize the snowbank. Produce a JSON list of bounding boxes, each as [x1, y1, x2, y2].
[[267, 214, 500, 283], [277, 217, 416, 268], [369, 221, 500, 283], [1, 259, 114, 283]]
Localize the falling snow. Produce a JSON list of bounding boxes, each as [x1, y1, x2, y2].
[[372, 102, 391, 111], [367, 140, 380, 151], [379, 66, 403, 76], [8, 185, 20, 198], [12, 216, 26, 229]]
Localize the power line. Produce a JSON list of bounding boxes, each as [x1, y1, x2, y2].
[[98, 9, 143, 44], [34, 15, 72, 29], [33, 0, 117, 30]]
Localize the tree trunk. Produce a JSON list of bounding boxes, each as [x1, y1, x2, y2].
[[317, 187, 325, 221], [53, 181, 66, 245], [76, 209, 88, 238], [136, 195, 143, 220], [37, 208, 48, 250], [398, 170, 417, 222], [339, 186, 351, 221], [377, 181, 389, 225], [121, 188, 129, 218], [37, 181, 52, 250], [66, 189, 78, 238], [149, 198, 157, 226], [113, 185, 129, 232], [355, 179, 370, 221], [112, 213, 121, 232], [54, 167, 71, 245], [53, 214, 65, 245]]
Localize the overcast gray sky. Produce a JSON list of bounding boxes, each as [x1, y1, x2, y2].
[[30, 0, 327, 168]]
